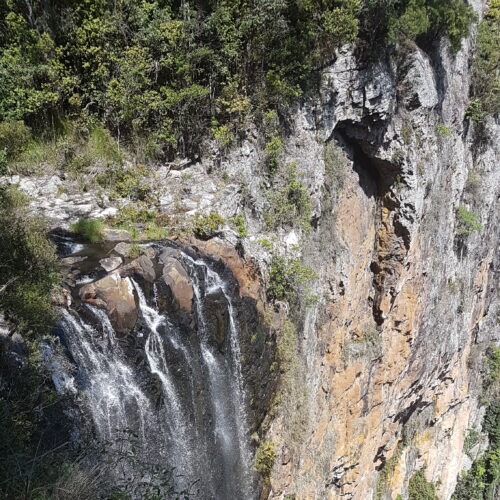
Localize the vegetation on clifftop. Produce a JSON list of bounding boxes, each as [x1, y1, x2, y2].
[[0, 0, 475, 164]]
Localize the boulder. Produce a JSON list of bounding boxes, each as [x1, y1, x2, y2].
[[159, 246, 180, 263], [99, 256, 122, 272], [60, 255, 87, 267], [120, 255, 156, 282], [79, 273, 137, 333], [113, 242, 132, 257], [162, 257, 193, 312], [103, 228, 132, 242]]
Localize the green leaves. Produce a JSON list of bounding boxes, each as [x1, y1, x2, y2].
[[467, 1, 500, 129], [0, 0, 477, 156], [267, 255, 316, 303], [456, 206, 483, 235], [0, 185, 60, 337]]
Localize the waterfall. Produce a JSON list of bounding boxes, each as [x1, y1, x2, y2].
[[182, 252, 253, 497], [60, 306, 155, 442], [56, 248, 256, 499]]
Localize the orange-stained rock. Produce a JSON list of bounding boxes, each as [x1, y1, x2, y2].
[[162, 257, 193, 312], [195, 238, 263, 302], [79, 273, 137, 333]]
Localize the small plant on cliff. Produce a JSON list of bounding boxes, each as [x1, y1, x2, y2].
[[435, 124, 452, 137], [128, 243, 143, 258], [230, 214, 248, 238], [487, 346, 500, 383], [193, 212, 225, 240], [265, 163, 311, 231], [376, 443, 404, 500], [267, 255, 316, 304], [409, 468, 439, 500], [71, 217, 105, 243], [275, 319, 309, 446], [323, 140, 348, 190], [456, 206, 483, 235], [264, 135, 283, 176], [464, 429, 481, 459], [254, 441, 276, 482]]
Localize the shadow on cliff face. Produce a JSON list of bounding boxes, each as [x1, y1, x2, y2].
[[333, 119, 412, 326]]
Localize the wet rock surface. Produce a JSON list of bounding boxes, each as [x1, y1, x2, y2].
[[52, 239, 277, 499], [161, 257, 194, 312], [79, 273, 138, 333]]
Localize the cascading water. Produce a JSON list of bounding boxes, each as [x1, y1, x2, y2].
[[56, 245, 256, 499], [60, 305, 156, 442]]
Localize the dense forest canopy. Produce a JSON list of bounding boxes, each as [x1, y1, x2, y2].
[[0, 0, 475, 159]]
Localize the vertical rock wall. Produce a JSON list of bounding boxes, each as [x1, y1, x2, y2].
[[258, 1, 499, 498]]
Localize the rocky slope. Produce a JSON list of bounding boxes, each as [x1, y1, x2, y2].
[[1, 1, 498, 499]]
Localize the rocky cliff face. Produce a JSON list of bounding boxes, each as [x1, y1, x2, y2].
[[257, 2, 499, 498], [2, 1, 498, 499]]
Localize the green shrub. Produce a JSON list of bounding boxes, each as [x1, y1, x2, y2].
[[109, 205, 163, 227], [453, 402, 500, 500], [264, 135, 283, 176], [193, 212, 225, 240], [258, 238, 273, 251], [409, 468, 438, 500], [390, 0, 431, 41], [96, 163, 150, 201], [212, 123, 235, 147], [267, 255, 316, 304], [71, 217, 105, 243], [436, 124, 452, 137], [467, 1, 500, 128], [392, 149, 405, 163], [230, 214, 247, 238], [0, 185, 59, 336], [324, 140, 348, 191], [0, 149, 7, 175], [254, 441, 276, 482], [361, 0, 474, 53], [488, 347, 500, 383], [376, 444, 404, 500], [265, 164, 311, 230], [464, 429, 481, 458], [456, 206, 483, 235], [144, 221, 167, 240], [273, 319, 309, 447], [0, 120, 31, 158], [342, 323, 382, 364], [126, 243, 141, 258]]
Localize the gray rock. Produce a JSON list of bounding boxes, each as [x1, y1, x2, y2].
[[103, 228, 132, 242], [159, 246, 180, 263], [99, 256, 123, 272], [120, 255, 156, 282], [60, 256, 87, 266], [113, 242, 132, 257]]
